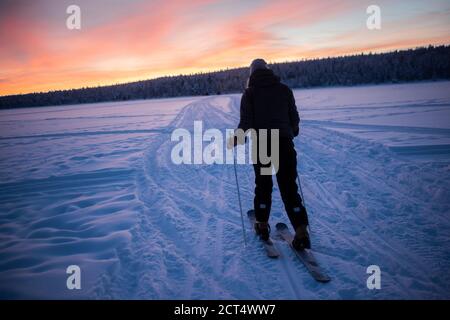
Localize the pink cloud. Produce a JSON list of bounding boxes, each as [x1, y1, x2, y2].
[[0, 0, 448, 95]]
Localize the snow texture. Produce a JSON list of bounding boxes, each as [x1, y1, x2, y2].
[[0, 82, 449, 299]]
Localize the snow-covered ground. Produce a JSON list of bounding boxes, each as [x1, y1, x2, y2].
[[0, 82, 449, 299]]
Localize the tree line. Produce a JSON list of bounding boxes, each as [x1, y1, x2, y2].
[[1, 45, 449, 109]]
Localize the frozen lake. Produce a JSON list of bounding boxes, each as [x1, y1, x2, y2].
[[0, 81, 449, 299]]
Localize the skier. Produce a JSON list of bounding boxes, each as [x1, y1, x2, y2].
[[228, 58, 310, 251]]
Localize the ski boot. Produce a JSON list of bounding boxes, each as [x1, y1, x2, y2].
[[254, 221, 270, 241], [292, 225, 311, 250]]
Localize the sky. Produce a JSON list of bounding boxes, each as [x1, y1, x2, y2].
[[0, 0, 449, 96]]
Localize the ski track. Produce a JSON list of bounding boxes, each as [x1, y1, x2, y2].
[[296, 126, 449, 298], [0, 82, 449, 299], [100, 89, 450, 299]]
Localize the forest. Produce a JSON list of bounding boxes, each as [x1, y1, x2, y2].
[[1, 45, 449, 109]]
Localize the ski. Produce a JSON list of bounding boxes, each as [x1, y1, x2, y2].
[[276, 222, 330, 282], [247, 210, 280, 258]]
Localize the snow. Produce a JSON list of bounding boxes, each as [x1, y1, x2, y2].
[[0, 82, 449, 299]]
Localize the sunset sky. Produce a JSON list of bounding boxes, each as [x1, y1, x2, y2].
[[1, 0, 449, 96]]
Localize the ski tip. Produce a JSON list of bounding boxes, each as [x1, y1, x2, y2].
[[275, 222, 288, 230], [263, 239, 280, 258]]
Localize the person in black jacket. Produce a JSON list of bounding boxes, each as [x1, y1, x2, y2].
[[229, 58, 310, 250]]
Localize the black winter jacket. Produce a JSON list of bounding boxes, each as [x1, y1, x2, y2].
[[238, 68, 300, 138]]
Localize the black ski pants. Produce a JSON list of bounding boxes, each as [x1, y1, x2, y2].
[[253, 137, 309, 230]]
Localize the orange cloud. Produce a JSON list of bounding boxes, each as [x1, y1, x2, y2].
[[0, 0, 449, 96]]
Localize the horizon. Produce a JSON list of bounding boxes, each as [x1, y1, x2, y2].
[[1, 0, 450, 96], [1, 44, 448, 98]]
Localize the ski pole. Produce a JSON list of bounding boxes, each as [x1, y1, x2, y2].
[[297, 175, 305, 207], [233, 149, 247, 247], [296, 137, 311, 233], [297, 170, 312, 233]]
